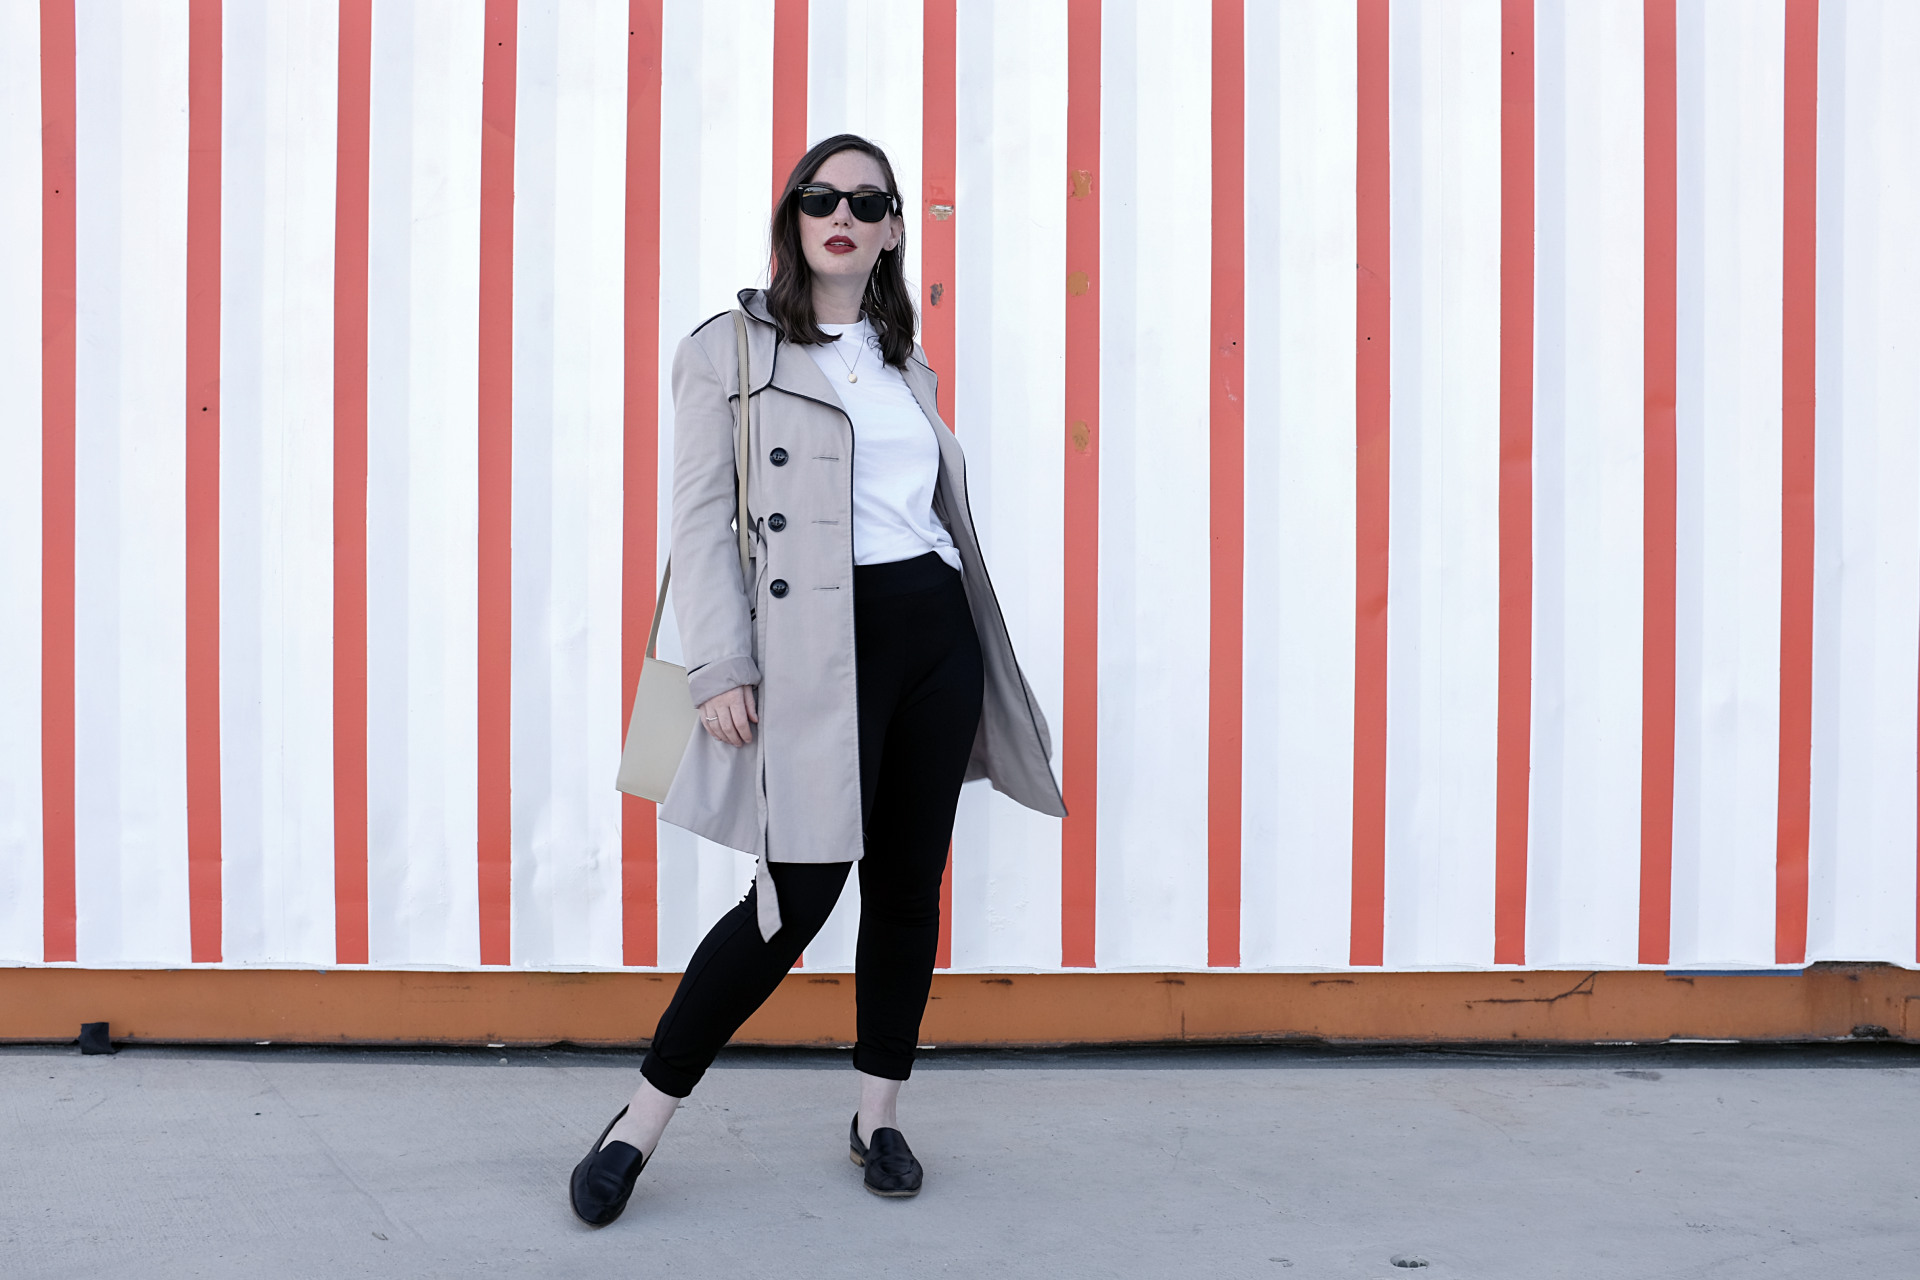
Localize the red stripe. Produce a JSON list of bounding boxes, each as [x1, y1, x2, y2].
[[1060, 0, 1100, 969], [1638, 0, 1678, 966], [921, 0, 956, 397], [923, 0, 958, 971], [1206, 0, 1245, 970], [1493, 0, 1535, 966], [185, 0, 224, 964], [39, 0, 77, 964], [1776, 0, 1818, 965], [1350, 0, 1390, 968], [477, 0, 518, 967], [332, 0, 373, 967], [622, 0, 664, 968], [771, 0, 808, 202]]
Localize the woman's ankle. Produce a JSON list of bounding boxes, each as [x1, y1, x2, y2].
[[856, 1069, 903, 1140], [606, 1078, 682, 1158]]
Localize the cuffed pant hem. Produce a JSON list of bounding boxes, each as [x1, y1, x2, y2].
[[640, 1050, 700, 1099], [852, 1045, 915, 1082]]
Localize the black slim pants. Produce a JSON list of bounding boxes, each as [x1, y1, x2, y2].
[[640, 552, 984, 1098]]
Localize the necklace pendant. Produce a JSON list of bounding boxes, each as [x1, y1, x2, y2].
[[847, 372, 858, 383]]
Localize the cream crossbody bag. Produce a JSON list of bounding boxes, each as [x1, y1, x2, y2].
[[615, 311, 754, 803]]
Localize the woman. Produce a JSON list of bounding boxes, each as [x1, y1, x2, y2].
[[569, 133, 1065, 1226]]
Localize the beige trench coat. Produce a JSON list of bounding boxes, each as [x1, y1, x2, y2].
[[658, 289, 1067, 939]]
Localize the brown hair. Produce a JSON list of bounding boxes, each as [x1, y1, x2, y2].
[[766, 133, 916, 368]]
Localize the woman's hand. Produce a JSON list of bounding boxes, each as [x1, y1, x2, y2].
[[698, 685, 759, 747]]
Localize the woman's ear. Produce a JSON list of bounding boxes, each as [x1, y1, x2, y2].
[[885, 215, 902, 253]]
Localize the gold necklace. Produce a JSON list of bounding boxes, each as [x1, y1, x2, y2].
[[831, 328, 863, 384]]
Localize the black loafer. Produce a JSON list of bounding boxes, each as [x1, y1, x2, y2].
[[848, 1112, 923, 1198], [570, 1106, 648, 1226]]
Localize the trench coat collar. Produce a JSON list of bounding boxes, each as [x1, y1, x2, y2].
[[735, 288, 940, 421]]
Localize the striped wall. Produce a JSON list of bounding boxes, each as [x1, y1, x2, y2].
[[3, 0, 1918, 976]]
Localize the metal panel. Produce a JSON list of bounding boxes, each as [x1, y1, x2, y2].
[[9, 0, 1919, 977]]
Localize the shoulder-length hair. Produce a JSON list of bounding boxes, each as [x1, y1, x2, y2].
[[767, 133, 917, 368]]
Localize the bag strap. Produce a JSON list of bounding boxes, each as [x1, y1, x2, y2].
[[645, 309, 754, 661], [733, 310, 752, 578]]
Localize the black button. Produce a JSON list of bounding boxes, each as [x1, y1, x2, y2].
[[769, 579, 789, 598], [769, 447, 788, 466], [767, 513, 787, 532]]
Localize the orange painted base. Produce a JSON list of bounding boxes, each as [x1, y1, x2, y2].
[[2, 964, 1916, 1048]]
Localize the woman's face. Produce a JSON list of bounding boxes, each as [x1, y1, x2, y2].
[[796, 149, 902, 290]]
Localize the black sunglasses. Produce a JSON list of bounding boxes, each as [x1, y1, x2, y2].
[[794, 183, 900, 222]]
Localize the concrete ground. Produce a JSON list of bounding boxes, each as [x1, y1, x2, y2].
[[2, 1041, 1917, 1279]]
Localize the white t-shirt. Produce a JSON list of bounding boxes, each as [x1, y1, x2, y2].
[[806, 318, 962, 572]]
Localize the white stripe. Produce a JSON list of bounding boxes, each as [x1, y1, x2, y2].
[[653, 0, 776, 970], [218, 0, 339, 966], [508, 0, 629, 969], [1383, 0, 1503, 967], [364, 0, 485, 967], [1093, 0, 1211, 969], [798, 0, 926, 971], [72, 2, 192, 965], [1239, 0, 1358, 970], [948, 0, 1069, 969], [1526, 0, 1645, 967], [1807, 0, 1920, 966], [805, 0, 923, 304], [0, 0, 44, 963], [1670, 0, 1785, 967]]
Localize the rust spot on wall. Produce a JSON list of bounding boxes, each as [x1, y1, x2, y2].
[[930, 282, 944, 307], [1071, 420, 1091, 454], [1066, 270, 1089, 296], [1069, 168, 1092, 199]]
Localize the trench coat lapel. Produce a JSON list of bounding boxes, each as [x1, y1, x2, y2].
[[734, 288, 859, 420], [765, 332, 849, 414], [898, 356, 948, 435]]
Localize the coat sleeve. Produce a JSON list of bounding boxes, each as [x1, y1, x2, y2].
[[669, 332, 761, 706]]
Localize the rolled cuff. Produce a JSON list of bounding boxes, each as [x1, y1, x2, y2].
[[851, 1044, 915, 1082], [686, 654, 762, 706], [639, 1049, 700, 1099]]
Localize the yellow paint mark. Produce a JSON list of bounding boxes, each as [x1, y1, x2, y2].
[[1066, 271, 1089, 297], [1071, 420, 1091, 454], [1069, 169, 1092, 199]]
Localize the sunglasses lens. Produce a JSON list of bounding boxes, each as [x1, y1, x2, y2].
[[848, 194, 890, 222], [796, 189, 838, 217]]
